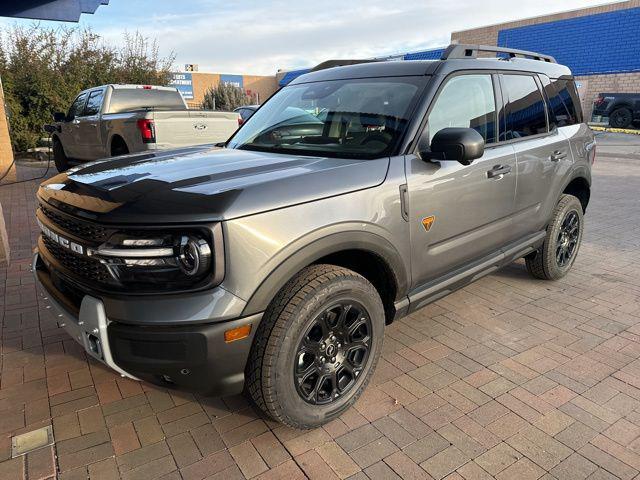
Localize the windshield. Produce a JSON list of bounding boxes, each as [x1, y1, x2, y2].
[[227, 77, 424, 159]]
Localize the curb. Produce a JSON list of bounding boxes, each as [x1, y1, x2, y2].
[[589, 126, 640, 135]]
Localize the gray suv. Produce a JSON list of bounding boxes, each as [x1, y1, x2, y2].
[[33, 44, 595, 429]]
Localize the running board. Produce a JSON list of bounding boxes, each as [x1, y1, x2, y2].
[[405, 231, 545, 314]]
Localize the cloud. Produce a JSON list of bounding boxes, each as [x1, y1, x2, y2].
[[1, 0, 616, 75]]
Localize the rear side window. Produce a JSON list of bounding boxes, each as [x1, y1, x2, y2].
[[427, 74, 497, 144], [501, 74, 547, 140], [83, 90, 104, 116], [543, 77, 582, 127]]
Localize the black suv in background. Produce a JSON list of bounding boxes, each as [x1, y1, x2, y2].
[[592, 92, 640, 128]]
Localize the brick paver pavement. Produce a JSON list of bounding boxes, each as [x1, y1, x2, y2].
[[1, 135, 639, 479]]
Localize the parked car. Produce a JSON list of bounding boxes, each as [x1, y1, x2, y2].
[[592, 92, 640, 128], [234, 104, 259, 124], [51, 84, 241, 171], [34, 44, 594, 429]]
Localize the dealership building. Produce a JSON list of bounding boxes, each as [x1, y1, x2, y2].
[[169, 71, 277, 109], [279, 1, 640, 120]]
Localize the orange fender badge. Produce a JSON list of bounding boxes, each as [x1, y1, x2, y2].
[[422, 216, 435, 232]]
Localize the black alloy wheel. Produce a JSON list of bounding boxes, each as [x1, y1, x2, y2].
[[555, 210, 580, 267], [294, 302, 372, 405], [525, 194, 584, 280], [245, 264, 384, 429]]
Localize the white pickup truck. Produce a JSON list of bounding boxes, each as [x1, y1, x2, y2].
[[51, 84, 240, 171]]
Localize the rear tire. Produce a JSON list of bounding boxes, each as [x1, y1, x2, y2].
[[52, 137, 70, 172], [245, 264, 384, 429], [526, 194, 583, 280], [609, 107, 633, 128]]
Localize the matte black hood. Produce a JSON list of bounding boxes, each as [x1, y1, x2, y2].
[[37, 146, 389, 223]]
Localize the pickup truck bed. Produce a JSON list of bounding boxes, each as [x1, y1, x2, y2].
[[52, 84, 240, 171]]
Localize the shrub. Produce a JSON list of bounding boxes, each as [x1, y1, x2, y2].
[[201, 82, 253, 111], [0, 25, 175, 152]]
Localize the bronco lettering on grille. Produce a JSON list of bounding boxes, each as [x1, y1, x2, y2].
[[37, 218, 85, 255]]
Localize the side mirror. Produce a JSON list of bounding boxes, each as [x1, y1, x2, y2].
[[422, 127, 485, 165], [53, 112, 67, 122]]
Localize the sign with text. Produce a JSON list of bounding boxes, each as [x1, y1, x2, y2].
[[169, 73, 194, 100], [220, 74, 244, 89]]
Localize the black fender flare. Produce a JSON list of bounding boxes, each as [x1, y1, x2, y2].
[[241, 230, 409, 317]]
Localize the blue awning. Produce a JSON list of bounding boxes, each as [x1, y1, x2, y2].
[[0, 0, 109, 22]]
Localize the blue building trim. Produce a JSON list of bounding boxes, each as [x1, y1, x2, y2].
[[403, 48, 445, 61], [278, 68, 311, 87], [497, 7, 640, 76]]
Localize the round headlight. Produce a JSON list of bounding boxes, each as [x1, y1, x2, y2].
[[177, 236, 212, 276]]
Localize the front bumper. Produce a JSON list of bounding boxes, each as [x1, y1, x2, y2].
[[33, 252, 260, 396]]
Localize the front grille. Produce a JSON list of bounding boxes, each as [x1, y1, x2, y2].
[[40, 204, 109, 243], [42, 236, 112, 283]]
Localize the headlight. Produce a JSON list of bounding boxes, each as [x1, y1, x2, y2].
[[88, 227, 220, 293], [177, 236, 211, 276]]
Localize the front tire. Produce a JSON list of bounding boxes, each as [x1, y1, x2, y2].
[[246, 264, 384, 429], [526, 194, 584, 280]]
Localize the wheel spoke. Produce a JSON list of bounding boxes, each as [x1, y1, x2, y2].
[[296, 363, 316, 382], [300, 336, 319, 355], [346, 339, 369, 352], [336, 304, 352, 329]]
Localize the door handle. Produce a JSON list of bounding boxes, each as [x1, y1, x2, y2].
[[487, 164, 512, 179], [550, 150, 568, 161]]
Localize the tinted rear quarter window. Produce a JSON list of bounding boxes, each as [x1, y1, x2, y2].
[[543, 77, 582, 127], [501, 74, 547, 140]]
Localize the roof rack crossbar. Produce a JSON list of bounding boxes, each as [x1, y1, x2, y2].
[[441, 44, 556, 63]]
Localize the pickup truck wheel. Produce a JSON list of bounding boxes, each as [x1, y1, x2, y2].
[[609, 107, 633, 128], [526, 194, 583, 280], [52, 138, 70, 172], [245, 264, 384, 429]]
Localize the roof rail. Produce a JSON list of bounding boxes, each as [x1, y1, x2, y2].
[[310, 59, 378, 72], [441, 44, 556, 63]]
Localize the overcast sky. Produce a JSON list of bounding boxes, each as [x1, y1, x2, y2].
[[1, 0, 619, 75]]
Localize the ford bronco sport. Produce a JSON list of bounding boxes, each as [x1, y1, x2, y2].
[[33, 44, 595, 429]]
